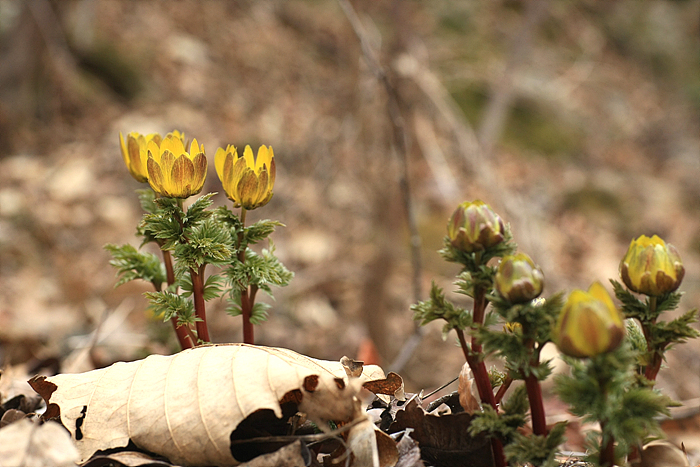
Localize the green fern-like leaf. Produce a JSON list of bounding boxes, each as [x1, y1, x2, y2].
[[144, 291, 197, 326], [105, 243, 166, 290]]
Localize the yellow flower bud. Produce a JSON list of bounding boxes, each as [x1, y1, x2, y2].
[[447, 200, 505, 253], [215, 144, 276, 210], [146, 132, 207, 199], [554, 282, 625, 358], [620, 235, 685, 296], [119, 132, 163, 183], [495, 253, 544, 303]]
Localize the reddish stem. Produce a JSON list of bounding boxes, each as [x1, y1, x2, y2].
[[160, 249, 195, 349], [644, 353, 662, 381], [457, 329, 505, 467], [599, 426, 616, 467], [237, 208, 256, 345], [241, 288, 254, 344], [190, 264, 210, 343], [524, 372, 547, 436], [495, 375, 513, 404]]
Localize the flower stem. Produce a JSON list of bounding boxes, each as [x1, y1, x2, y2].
[[237, 207, 255, 344], [599, 425, 616, 467], [456, 283, 506, 467], [524, 372, 547, 436], [642, 296, 662, 381], [495, 375, 513, 404], [161, 249, 195, 349], [190, 264, 210, 343], [522, 336, 547, 436]]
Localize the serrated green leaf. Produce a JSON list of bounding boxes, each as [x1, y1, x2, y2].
[[105, 243, 166, 290], [245, 219, 284, 245]]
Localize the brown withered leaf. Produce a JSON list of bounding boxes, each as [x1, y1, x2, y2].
[[388, 396, 493, 467], [363, 372, 404, 399], [637, 440, 690, 467], [29, 344, 388, 467], [457, 363, 481, 414]]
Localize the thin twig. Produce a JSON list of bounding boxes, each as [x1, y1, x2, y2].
[[337, 0, 424, 374]]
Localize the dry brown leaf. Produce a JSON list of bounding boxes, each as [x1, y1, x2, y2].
[[29, 344, 387, 466], [0, 418, 79, 467], [637, 440, 690, 467], [388, 396, 493, 467], [457, 363, 480, 414]]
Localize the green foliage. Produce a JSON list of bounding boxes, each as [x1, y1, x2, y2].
[[225, 246, 293, 294], [245, 219, 284, 245], [469, 385, 528, 443], [650, 308, 700, 350], [505, 422, 566, 467], [172, 218, 234, 271], [611, 280, 648, 319], [411, 282, 471, 336], [480, 294, 563, 379], [108, 187, 293, 343], [439, 225, 517, 270], [137, 188, 158, 214], [454, 268, 495, 299], [140, 198, 186, 250], [612, 278, 699, 374], [225, 293, 272, 324], [180, 273, 225, 301], [104, 243, 166, 290], [144, 291, 197, 327], [554, 344, 670, 463]]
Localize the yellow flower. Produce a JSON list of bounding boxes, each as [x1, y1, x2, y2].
[[119, 132, 163, 183], [495, 253, 544, 304], [554, 282, 625, 358], [620, 235, 684, 296], [215, 144, 276, 210], [447, 200, 505, 253], [146, 132, 207, 199]]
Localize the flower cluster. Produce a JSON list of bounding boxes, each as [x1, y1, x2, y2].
[[119, 130, 275, 209], [415, 199, 696, 467], [113, 129, 288, 349]]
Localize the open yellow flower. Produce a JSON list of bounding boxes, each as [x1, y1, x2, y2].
[[215, 144, 276, 210], [554, 282, 625, 358], [146, 133, 207, 199], [620, 235, 684, 296], [119, 132, 163, 183]]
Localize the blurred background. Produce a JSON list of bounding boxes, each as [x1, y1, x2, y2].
[[1, 0, 699, 447]]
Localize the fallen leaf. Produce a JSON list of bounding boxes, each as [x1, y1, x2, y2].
[[388, 396, 493, 467], [393, 430, 424, 467], [29, 343, 388, 466], [0, 418, 79, 467], [457, 363, 480, 414], [237, 440, 310, 467], [637, 440, 690, 467], [81, 450, 178, 467], [0, 408, 27, 428]]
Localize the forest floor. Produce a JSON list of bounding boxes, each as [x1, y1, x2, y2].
[[1, 0, 700, 465]]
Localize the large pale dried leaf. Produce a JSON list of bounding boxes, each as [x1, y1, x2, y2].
[[0, 419, 79, 467], [29, 344, 387, 466]]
